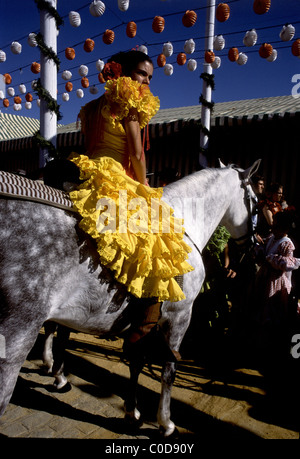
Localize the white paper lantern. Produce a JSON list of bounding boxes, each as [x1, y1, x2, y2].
[[7, 87, 15, 97], [89, 85, 98, 94], [19, 84, 26, 94], [187, 59, 197, 71], [13, 104, 22, 111], [266, 49, 277, 62], [138, 45, 148, 55], [76, 89, 84, 98], [243, 29, 257, 47], [89, 1, 105, 17], [62, 93, 70, 102], [96, 59, 105, 72], [237, 52, 248, 65], [37, 99, 41, 107], [28, 33, 38, 47], [279, 24, 295, 42], [78, 65, 89, 77], [25, 102, 32, 110], [0, 50, 6, 62], [31, 80, 38, 90], [213, 35, 225, 51], [11, 41, 22, 54], [184, 38, 196, 54], [69, 11, 81, 27], [118, 0, 129, 11], [164, 64, 173, 76], [62, 70, 72, 80], [162, 42, 173, 57], [211, 56, 221, 69], [0, 90, 4, 99]]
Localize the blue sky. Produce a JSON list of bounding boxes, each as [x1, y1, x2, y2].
[[0, 0, 299, 125]]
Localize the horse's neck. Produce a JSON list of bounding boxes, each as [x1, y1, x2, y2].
[[163, 169, 234, 251]]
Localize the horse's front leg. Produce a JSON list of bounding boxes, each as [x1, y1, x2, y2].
[[51, 325, 71, 390], [124, 358, 144, 426], [157, 361, 177, 436], [42, 321, 57, 373]]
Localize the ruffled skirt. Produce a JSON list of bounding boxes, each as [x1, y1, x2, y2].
[[69, 154, 193, 302]]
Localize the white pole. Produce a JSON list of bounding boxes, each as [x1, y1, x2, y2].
[[39, 0, 57, 169], [199, 0, 216, 167]]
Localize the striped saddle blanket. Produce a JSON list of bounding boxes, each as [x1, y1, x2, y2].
[[0, 170, 74, 211]]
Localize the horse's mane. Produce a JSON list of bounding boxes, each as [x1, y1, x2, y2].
[[164, 166, 229, 195]]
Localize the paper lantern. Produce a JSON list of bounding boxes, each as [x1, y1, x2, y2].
[[69, 11, 81, 27], [253, 0, 271, 14], [103, 29, 115, 44], [228, 47, 239, 62], [205, 50, 215, 63], [211, 56, 221, 69], [31, 80, 38, 90], [280, 24, 295, 42], [177, 52, 187, 65], [291, 39, 300, 57], [89, 85, 99, 94], [27, 33, 38, 47], [98, 72, 106, 83], [118, 0, 129, 12], [65, 47, 75, 60], [0, 90, 4, 99], [11, 41, 22, 54], [152, 16, 165, 33], [14, 104, 22, 111], [182, 10, 197, 27], [25, 93, 33, 102], [164, 64, 173, 76], [14, 96, 22, 104], [37, 99, 40, 107], [62, 93, 69, 102], [84, 39, 95, 52], [243, 29, 258, 47], [184, 39, 195, 54], [157, 54, 166, 67], [31, 62, 41, 74], [216, 3, 230, 22], [89, 0, 105, 17], [213, 35, 225, 51], [237, 53, 248, 65], [65, 82, 73, 92], [19, 84, 26, 94], [126, 21, 137, 38], [81, 77, 89, 88], [7, 87, 15, 96], [163, 42, 173, 57], [25, 102, 32, 110], [78, 65, 89, 76], [76, 89, 84, 98], [0, 50, 6, 62], [4, 73, 12, 84], [259, 43, 273, 58], [3, 99, 9, 108], [266, 49, 277, 62], [138, 45, 148, 54], [187, 59, 197, 72], [62, 70, 72, 80], [96, 59, 105, 72]]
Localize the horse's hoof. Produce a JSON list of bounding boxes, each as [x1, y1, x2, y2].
[[53, 381, 72, 393], [159, 421, 176, 437], [124, 405, 143, 428]]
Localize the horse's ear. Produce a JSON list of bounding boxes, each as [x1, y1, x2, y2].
[[242, 159, 261, 180], [218, 158, 226, 168]]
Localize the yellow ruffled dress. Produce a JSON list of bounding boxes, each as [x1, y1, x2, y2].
[[69, 77, 193, 302]]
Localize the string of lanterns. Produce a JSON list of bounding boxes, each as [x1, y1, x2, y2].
[[0, 0, 299, 115]]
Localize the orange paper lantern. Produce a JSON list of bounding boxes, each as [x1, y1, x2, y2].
[[152, 16, 165, 33], [216, 3, 230, 22], [157, 54, 166, 67], [103, 29, 115, 44], [291, 38, 300, 57], [253, 0, 271, 14], [177, 52, 187, 66], [98, 73, 106, 84], [14, 96, 22, 104], [81, 77, 89, 88], [65, 47, 75, 60], [25, 93, 33, 102], [205, 50, 215, 63], [259, 43, 273, 58], [65, 82, 73, 92], [228, 47, 239, 62], [31, 62, 41, 74], [3, 73, 12, 84], [182, 10, 197, 27], [84, 39, 95, 52], [3, 98, 9, 107], [126, 21, 137, 38]]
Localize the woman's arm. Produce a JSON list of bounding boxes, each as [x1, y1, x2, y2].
[[124, 109, 147, 185], [262, 204, 273, 227]]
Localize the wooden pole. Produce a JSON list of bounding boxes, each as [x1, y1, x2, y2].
[[199, 0, 216, 167], [39, 0, 57, 169]]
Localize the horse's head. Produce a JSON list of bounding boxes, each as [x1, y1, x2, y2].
[[220, 159, 261, 244]]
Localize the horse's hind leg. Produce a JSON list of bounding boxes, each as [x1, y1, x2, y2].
[[51, 325, 71, 390], [124, 359, 144, 425], [157, 361, 177, 436], [43, 321, 58, 373]]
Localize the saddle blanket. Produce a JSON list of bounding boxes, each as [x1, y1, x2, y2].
[[0, 170, 74, 211]]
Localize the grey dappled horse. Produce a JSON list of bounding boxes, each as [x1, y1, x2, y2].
[[0, 160, 260, 436]]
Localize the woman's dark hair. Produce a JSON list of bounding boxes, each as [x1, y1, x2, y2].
[[108, 50, 153, 77]]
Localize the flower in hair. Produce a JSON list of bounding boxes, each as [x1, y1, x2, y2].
[[102, 62, 123, 81]]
